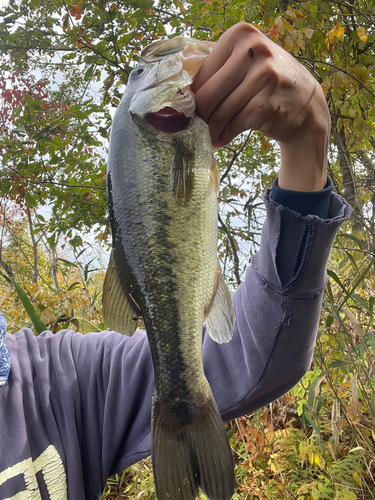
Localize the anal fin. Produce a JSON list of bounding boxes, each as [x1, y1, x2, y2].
[[205, 267, 235, 344], [102, 251, 140, 336]]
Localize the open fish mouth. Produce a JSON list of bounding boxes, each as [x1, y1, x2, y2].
[[145, 107, 191, 134], [129, 37, 210, 135]]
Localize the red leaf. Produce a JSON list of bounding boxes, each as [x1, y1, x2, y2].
[[70, 2, 84, 20]]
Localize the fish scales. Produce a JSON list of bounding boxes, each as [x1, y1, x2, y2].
[[103, 36, 235, 500], [111, 121, 216, 406]]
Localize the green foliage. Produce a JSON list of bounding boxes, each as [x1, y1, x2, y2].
[[0, 201, 106, 333], [0, 270, 47, 334], [104, 459, 156, 499], [1, 0, 374, 280], [1, 0, 375, 498], [0, 71, 109, 238], [226, 409, 372, 500]]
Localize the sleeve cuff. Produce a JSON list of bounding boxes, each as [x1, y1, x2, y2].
[[271, 177, 333, 218]]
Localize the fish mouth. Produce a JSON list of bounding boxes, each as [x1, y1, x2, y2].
[[145, 107, 191, 134]]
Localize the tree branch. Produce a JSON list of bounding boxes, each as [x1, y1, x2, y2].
[[220, 131, 251, 184], [296, 56, 375, 98], [218, 213, 241, 286], [26, 207, 39, 284], [2, 166, 105, 191]]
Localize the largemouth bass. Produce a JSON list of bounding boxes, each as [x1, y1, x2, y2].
[[103, 36, 235, 500]]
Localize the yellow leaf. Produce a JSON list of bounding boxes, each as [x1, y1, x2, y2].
[[268, 461, 279, 473], [265, 430, 274, 443], [336, 25, 345, 37], [353, 470, 361, 485], [335, 488, 358, 500], [358, 27, 368, 42], [326, 23, 345, 48], [329, 24, 344, 42], [285, 8, 303, 20], [281, 17, 294, 32], [297, 484, 314, 494]]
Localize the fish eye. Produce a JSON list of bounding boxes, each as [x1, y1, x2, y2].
[[133, 68, 144, 76]]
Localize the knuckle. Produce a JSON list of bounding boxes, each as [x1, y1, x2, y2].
[[232, 22, 259, 36], [254, 42, 274, 59], [248, 98, 281, 129], [224, 22, 262, 46], [258, 61, 280, 85]]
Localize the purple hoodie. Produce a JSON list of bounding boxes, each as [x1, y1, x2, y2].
[[0, 189, 350, 499]]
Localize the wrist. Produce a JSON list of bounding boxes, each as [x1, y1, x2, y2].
[[271, 177, 332, 218], [278, 101, 330, 192]]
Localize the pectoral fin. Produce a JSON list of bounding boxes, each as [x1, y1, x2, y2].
[[102, 251, 140, 336], [171, 139, 195, 204], [210, 156, 220, 196], [205, 267, 235, 344]]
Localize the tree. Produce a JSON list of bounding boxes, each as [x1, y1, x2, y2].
[[2, 1, 375, 497], [0, 197, 106, 333], [1, 0, 375, 280], [0, 66, 109, 236]]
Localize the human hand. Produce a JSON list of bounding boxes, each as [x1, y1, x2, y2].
[[191, 22, 330, 191]]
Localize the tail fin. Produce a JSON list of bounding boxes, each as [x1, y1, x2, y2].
[[152, 395, 234, 500]]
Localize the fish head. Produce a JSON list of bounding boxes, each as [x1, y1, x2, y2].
[[127, 36, 210, 135]]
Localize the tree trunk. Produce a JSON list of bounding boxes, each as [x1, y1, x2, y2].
[[0, 255, 14, 279], [51, 246, 60, 291], [335, 127, 357, 210], [27, 207, 39, 284]]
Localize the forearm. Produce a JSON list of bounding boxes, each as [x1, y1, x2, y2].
[[203, 189, 351, 421], [205, 268, 324, 421], [279, 131, 329, 192], [278, 79, 330, 192]]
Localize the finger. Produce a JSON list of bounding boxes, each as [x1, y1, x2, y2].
[[205, 81, 256, 146], [193, 50, 252, 124], [207, 57, 279, 145], [215, 93, 274, 147], [192, 23, 261, 91], [193, 28, 277, 133], [215, 69, 309, 147], [215, 97, 269, 147], [201, 41, 216, 49]]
